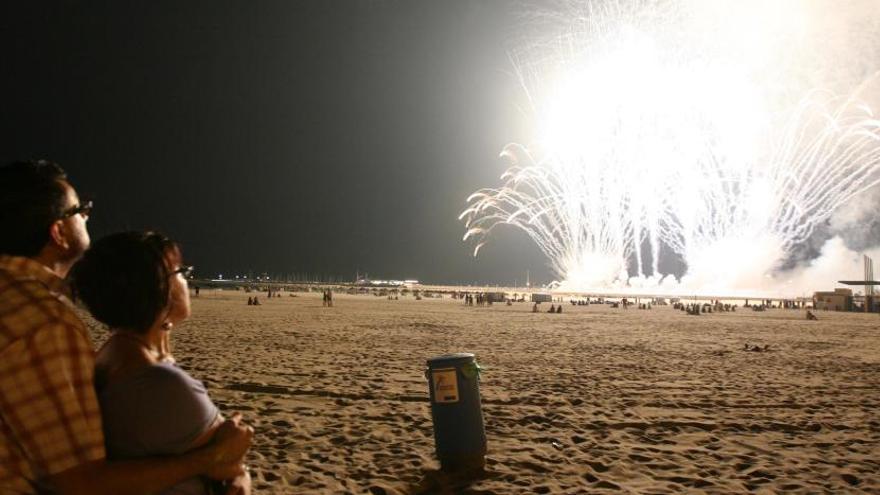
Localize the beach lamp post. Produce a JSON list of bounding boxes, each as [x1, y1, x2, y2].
[[426, 353, 487, 471]]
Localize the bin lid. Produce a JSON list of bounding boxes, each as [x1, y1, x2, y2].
[[427, 352, 475, 367]]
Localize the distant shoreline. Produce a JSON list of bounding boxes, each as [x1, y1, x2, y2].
[[187, 279, 819, 304]]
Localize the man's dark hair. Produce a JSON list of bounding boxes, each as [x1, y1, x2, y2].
[[71, 231, 179, 333], [0, 160, 70, 256]]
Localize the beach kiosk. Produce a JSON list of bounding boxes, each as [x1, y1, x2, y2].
[[426, 353, 486, 471], [531, 293, 552, 303], [486, 292, 507, 303]]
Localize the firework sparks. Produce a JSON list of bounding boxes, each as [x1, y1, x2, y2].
[[461, 0, 880, 293]]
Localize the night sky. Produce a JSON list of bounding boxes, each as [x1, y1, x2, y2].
[[1, 1, 555, 285]]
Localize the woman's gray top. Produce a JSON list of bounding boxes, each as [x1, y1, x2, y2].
[[98, 362, 220, 495]]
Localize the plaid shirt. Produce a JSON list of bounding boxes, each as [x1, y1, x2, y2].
[[0, 256, 105, 494]]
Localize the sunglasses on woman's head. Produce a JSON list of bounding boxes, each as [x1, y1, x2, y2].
[[173, 265, 194, 278]]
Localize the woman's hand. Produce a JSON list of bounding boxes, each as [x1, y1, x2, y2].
[[205, 413, 253, 478], [205, 462, 245, 481], [223, 470, 252, 495]]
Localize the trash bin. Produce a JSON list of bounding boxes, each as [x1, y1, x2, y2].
[[426, 353, 486, 471]]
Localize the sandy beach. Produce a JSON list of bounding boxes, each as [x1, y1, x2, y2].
[[82, 290, 880, 494]]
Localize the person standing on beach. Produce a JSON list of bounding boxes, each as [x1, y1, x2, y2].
[[0, 161, 252, 494]]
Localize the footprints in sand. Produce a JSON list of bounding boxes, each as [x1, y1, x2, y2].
[[213, 381, 437, 493]]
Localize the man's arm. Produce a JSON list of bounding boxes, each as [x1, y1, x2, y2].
[[0, 318, 251, 495], [48, 415, 253, 495]]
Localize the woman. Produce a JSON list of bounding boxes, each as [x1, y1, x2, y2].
[[72, 231, 250, 495]]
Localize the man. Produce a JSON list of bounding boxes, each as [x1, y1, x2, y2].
[[0, 160, 253, 494]]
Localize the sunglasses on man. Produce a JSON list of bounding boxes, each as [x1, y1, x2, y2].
[[62, 200, 93, 220]]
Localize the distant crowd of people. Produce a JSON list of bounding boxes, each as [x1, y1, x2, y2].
[[548, 304, 562, 313], [243, 287, 333, 307], [673, 301, 738, 315], [462, 293, 492, 306]]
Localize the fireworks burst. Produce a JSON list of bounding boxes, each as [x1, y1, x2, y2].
[[460, 0, 880, 292]]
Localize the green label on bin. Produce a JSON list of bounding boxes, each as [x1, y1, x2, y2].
[[432, 368, 458, 403]]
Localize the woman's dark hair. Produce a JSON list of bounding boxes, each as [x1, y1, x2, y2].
[[0, 160, 69, 256], [72, 231, 180, 333]]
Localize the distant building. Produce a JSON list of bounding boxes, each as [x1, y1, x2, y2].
[[852, 294, 880, 313], [813, 288, 853, 311], [837, 254, 880, 313], [531, 293, 552, 303]]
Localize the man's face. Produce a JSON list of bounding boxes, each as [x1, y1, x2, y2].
[[58, 181, 91, 261]]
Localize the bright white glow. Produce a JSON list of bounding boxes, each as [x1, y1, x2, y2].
[[461, 0, 880, 294]]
